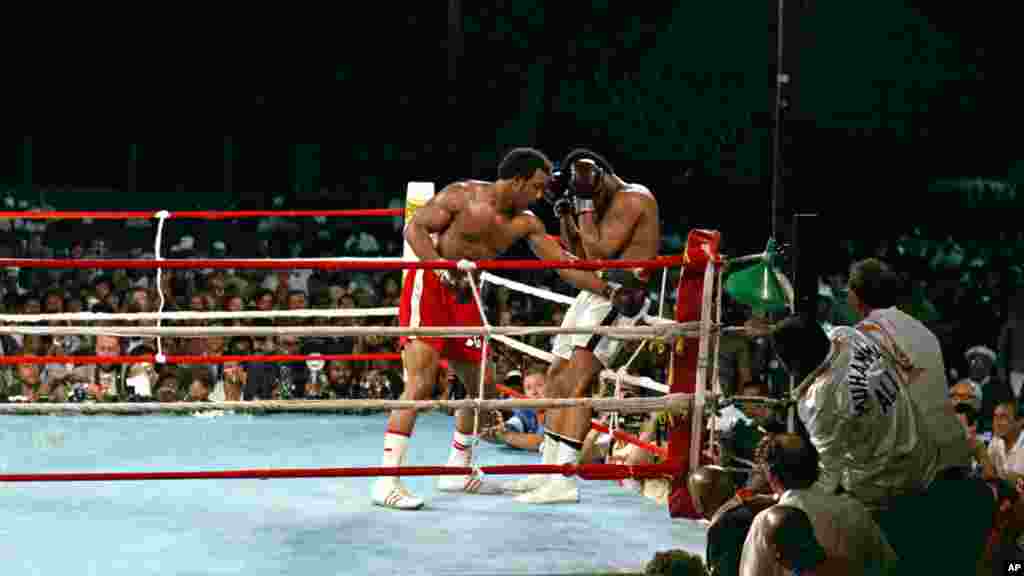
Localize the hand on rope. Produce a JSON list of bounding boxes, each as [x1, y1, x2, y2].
[[436, 260, 480, 304]]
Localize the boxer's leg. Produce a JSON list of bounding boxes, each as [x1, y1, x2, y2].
[[372, 340, 439, 510], [503, 357, 571, 493], [374, 268, 446, 510], [437, 356, 503, 494], [516, 349, 600, 504], [437, 294, 504, 494]]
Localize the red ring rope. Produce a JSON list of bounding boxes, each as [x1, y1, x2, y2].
[[495, 383, 669, 459], [0, 462, 680, 483], [0, 209, 403, 220], [0, 255, 684, 271], [0, 353, 402, 366]]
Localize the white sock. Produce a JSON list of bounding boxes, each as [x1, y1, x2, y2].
[[383, 432, 409, 469], [448, 430, 474, 466]]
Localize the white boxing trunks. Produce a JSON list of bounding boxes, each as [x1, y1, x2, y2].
[[551, 290, 651, 368]]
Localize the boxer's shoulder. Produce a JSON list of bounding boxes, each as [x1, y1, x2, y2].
[[622, 182, 654, 198], [501, 208, 544, 236]]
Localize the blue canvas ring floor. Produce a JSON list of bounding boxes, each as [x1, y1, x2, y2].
[[0, 412, 706, 575]]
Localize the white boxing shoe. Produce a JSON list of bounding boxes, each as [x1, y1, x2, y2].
[[513, 475, 579, 504], [501, 474, 548, 493], [437, 469, 504, 494], [372, 478, 425, 510]]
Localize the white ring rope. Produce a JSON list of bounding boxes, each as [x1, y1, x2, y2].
[[610, 369, 624, 432], [598, 371, 669, 395], [0, 307, 400, 324], [708, 261, 725, 464], [690, 260, 717, 474], [658, 267, 669, 318], [491, 334, 557, 364], [479, 272, 577, 306], [482, 323, 671, 395], [0, 393, 694, 416], [0, 324, 694, 338]]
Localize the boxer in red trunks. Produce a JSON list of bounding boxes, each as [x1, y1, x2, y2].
[[373, 147, 640, 510]]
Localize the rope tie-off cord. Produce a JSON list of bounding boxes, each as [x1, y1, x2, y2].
[[461, 259, 491, 463], [153, 210, 170, 364]]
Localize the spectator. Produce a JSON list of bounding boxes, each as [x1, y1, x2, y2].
[[763, 506, 852, 576], [253, 288, 275, 311], [123, 345, 158, 400], [970, 345, 1014, 435], [953, 403, 996, 480], [92, 334, 125, 401], [845, 258, 972, 476], [483, 371, 545, 452], [739, 433, 898, 576], [983, 478, 1024, 574], [694, 465, 776, 576], [949, 379, 982, 413], [605, 412, 671, 505], [988, 399, 1024, 484], [187, 368, 212, 402], [325, 360, 358, 398]]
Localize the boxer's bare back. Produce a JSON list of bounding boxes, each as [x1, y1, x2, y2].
[[408, 179, 543, 264]]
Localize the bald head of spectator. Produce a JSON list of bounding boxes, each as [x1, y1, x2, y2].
[[687, 465, 736, 520], [763, 506, 828, 573]]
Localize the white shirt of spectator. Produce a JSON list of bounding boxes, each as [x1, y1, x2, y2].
[[262, 270, 313, 295], [126, 372, 152, 397], [988, 430, 1024, 480]]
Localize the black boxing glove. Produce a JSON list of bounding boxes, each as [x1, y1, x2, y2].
[[604, 282, 649, 318], [569, 159, 601, 212], [544, 169, 574, 218]]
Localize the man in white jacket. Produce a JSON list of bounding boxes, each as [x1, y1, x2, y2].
[[842, 258, 992, 574], [845, 258, 971, 477]]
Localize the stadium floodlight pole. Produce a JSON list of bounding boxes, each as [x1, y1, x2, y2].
[[770, 0, 787, 242]]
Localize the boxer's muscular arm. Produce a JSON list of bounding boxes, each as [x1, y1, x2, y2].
[[404, 186, 465, 261], [578, 192, 642, 260], [560, 212, 586, 258], [524, 215, 608, 294]]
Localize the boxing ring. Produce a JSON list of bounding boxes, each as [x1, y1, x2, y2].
[[0, 190, 780, 574]]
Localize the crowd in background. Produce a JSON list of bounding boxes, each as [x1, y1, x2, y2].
[[2, 192, 1023, 571], [0, 195, 1019, 410]]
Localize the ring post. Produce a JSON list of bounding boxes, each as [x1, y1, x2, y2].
[[667, 229, 720, 519], [402, 182, 435, 285]]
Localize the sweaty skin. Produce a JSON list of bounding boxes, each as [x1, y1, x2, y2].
[[575, 166, 660, 262], [394, 174, 608, 439], [549, 164, 662, 450]]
